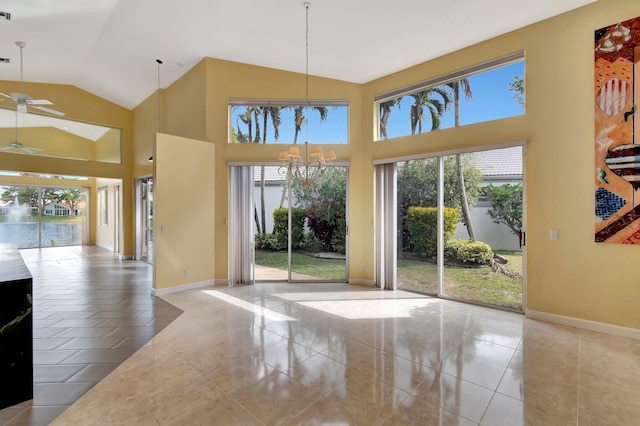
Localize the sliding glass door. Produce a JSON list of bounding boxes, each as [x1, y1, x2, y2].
[[396, 158, 440, 294], [441, 149, 524, 310], [392, 146, 524, 311], [253, 165, 347, 282]]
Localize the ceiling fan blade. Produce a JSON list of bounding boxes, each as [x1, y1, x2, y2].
[[0, 92, 12, 100], [26, 99, 53, 106], [31, 104, 65, 117], [0, 146, 13, 151], [17, 103, 27, 113], [22, 146, 43, 154]]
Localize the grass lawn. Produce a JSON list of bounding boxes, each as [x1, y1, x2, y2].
[[398, 251, 522, 310], [256, 250, 346, 280], [256, 249, 523, 310]]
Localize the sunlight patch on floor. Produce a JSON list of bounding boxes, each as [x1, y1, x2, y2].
[[202, 290, 298, 322]]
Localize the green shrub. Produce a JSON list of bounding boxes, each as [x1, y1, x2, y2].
[[444, 239, 493, 265], [272, 207, 306, 249], [407, 206, 459, 257], [255, 233, 287, 251]]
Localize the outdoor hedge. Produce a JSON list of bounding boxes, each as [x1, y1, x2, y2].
[[272, 207, 306, 249], [444, 239, 493, 265], [407, 206, 459, 257]]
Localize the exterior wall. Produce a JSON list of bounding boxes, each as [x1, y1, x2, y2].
[[453, 203, 521, 252]]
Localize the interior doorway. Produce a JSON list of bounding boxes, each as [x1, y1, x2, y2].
[[136, 176, 154, 263]]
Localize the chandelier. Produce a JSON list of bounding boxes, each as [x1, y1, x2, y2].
[[278, 1, 336, 187], [279, 141, 336, 187]]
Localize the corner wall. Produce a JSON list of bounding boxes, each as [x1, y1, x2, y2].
[[363, 0, 640, 329], [154, 133, 215, 291]]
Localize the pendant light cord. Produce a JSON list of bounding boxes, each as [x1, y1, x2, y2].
[[305, 2, 310, 145], [156, 59, 162, 133]]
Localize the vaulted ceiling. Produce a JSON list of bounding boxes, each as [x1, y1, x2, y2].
[[0, 0, 596, 110]]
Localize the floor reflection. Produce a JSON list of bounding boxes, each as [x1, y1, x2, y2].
[[51, 282, 640, 425]]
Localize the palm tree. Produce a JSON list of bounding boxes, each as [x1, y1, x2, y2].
[[237, 109, 254, 143], [409, 87, 451, 134], [259, 107, 282, 234], [236, 106, 265, 231], [379, 98, 402, 140], [447, 79, 475, 240], [280, 105, 329, 208], [292, 105, 328, 143]]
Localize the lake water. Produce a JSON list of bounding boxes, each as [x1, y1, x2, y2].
[[0, 222, 82, 248]]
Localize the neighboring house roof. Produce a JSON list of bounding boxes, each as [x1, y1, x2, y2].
[[472, 147, 523, 177], [254, 167, 287, 183], [252, 147, 523, 183]]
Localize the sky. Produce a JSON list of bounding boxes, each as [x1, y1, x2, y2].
[[230, 61, 525, 145]]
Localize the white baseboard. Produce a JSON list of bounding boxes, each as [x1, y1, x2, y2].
[[214, 279, 231, 286], [95, 242, 113, 252], [526, 310, 640, 340], [348, 278, 376, 287], [152, 279, 215, 296]]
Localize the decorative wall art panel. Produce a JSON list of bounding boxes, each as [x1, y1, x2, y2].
[[595, 17, 640, 243]]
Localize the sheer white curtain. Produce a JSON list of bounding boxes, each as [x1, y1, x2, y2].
[[375, 163, 397, 290], [230, 166, 254, 286]]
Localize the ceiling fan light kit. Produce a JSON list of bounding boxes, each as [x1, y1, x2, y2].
[[0, 41, 65, 117]]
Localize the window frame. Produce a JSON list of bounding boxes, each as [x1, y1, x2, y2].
[[374, 50, 525, 141], [228, 99, 350, 145]]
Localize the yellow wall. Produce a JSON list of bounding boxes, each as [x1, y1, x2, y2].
[[154, 133, 215, 290], [362, 0, 640, 329], [95, 177, 122, 251], [204, 58, 366, 282], [95, 128, 121, 163]]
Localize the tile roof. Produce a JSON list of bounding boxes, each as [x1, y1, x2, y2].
[[471, 146, 523, 177]]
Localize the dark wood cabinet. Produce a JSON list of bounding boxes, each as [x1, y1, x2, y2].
[[0, 243, 33, 409]]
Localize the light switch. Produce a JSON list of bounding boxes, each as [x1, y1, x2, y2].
[[161, 224, 166, 233], [550, 229, 558, 240]]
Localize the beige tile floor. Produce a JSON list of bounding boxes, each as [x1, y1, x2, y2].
[[50, 281, 640, 425], [0, 246, 182, 425]]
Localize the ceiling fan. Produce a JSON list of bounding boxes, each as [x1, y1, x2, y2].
[[0, 41, 65, 117], [0, 110, 43, 154], [0, 140, 42, 154]]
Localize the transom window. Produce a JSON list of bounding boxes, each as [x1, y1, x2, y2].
[[229, 99, 348, 144], [375, 51, 525, 141]]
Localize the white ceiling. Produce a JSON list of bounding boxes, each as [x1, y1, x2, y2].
[[0, 0, 596, 110]]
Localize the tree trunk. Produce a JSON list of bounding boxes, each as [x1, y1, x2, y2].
[[254, 206, 262, 235], [260, 165, 267, 234], [453, 83, 476, 240], [457, 154, 476, 241]]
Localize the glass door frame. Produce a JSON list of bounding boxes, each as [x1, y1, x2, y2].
[[286, 165, 349, 283], [390, 143, 526, 313], [135, 176, 154, 263], [249, 163, 350, 283]]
